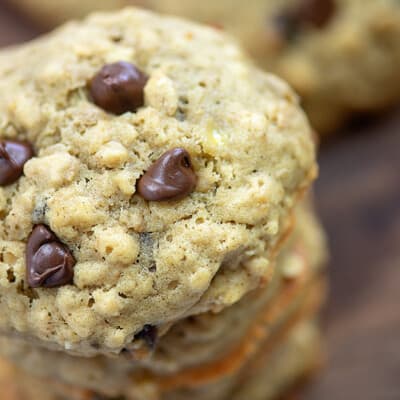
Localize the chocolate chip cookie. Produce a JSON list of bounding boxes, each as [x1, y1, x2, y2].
[[8, 320, 322, 400], [0, 7, 316, 356], [0, 201, 327, 399], [8, 0, 400, 133], [149, 0, 400, 133]]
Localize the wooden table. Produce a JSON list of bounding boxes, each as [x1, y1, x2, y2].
[[0, 5, 399, 399], [309, 112, 400, 399]]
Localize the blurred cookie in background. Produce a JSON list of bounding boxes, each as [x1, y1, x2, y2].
[[5, 0, 128, 26], [6, 0, 400, 135], [146, 0, 400, 135]]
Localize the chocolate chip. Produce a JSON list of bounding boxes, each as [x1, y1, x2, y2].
[[0, 140, 34, 186], [297, 0, 336, 28], [273, 0, 336, 40], [89, 61, 148, 115], [134, 325, 158, 349], [26, 225, 75, 288], [137, 148, 197, 201]]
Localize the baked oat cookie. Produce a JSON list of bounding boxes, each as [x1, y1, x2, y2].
[[0, 8, 316, 356], [8, 0, 400, 133], [147, 0, 400, 133], [0, 201, 327, 399], [10, 320, 322, 400], [4, 280, 324, 400], [6, 0, 131, 27]]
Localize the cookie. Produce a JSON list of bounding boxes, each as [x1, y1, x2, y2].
[[5, 282, 324, 400], [6, 0, 129, 26], [0, 7, 316, 356], [149, 0, 400, 133], [0, 201, 327, 399], [9, 319, 322, 400], [7, 0, 400, 133]]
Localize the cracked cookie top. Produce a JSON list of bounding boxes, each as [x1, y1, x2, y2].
[[0, 8, 316, 355]]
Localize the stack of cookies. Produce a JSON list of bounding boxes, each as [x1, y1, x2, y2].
[[0, 8, 326, 400]]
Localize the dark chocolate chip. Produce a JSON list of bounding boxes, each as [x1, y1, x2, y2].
[[273, 0, 336, 40], [134, 325, 158, 349], [0, 140, 34, 186], [297, 0, 336, 28], [137, 148, 197, 201], [89, 61, 148, 115], [26, 225, 75, 288]]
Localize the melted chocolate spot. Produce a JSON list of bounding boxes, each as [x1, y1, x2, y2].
[[137, 148, 197, 201], [26, 225, 75, 288], [89, 61, 148, 115], [0, 140, 34, 186]]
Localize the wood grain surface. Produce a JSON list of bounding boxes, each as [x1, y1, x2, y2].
[[0, 5, 399, 399]]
